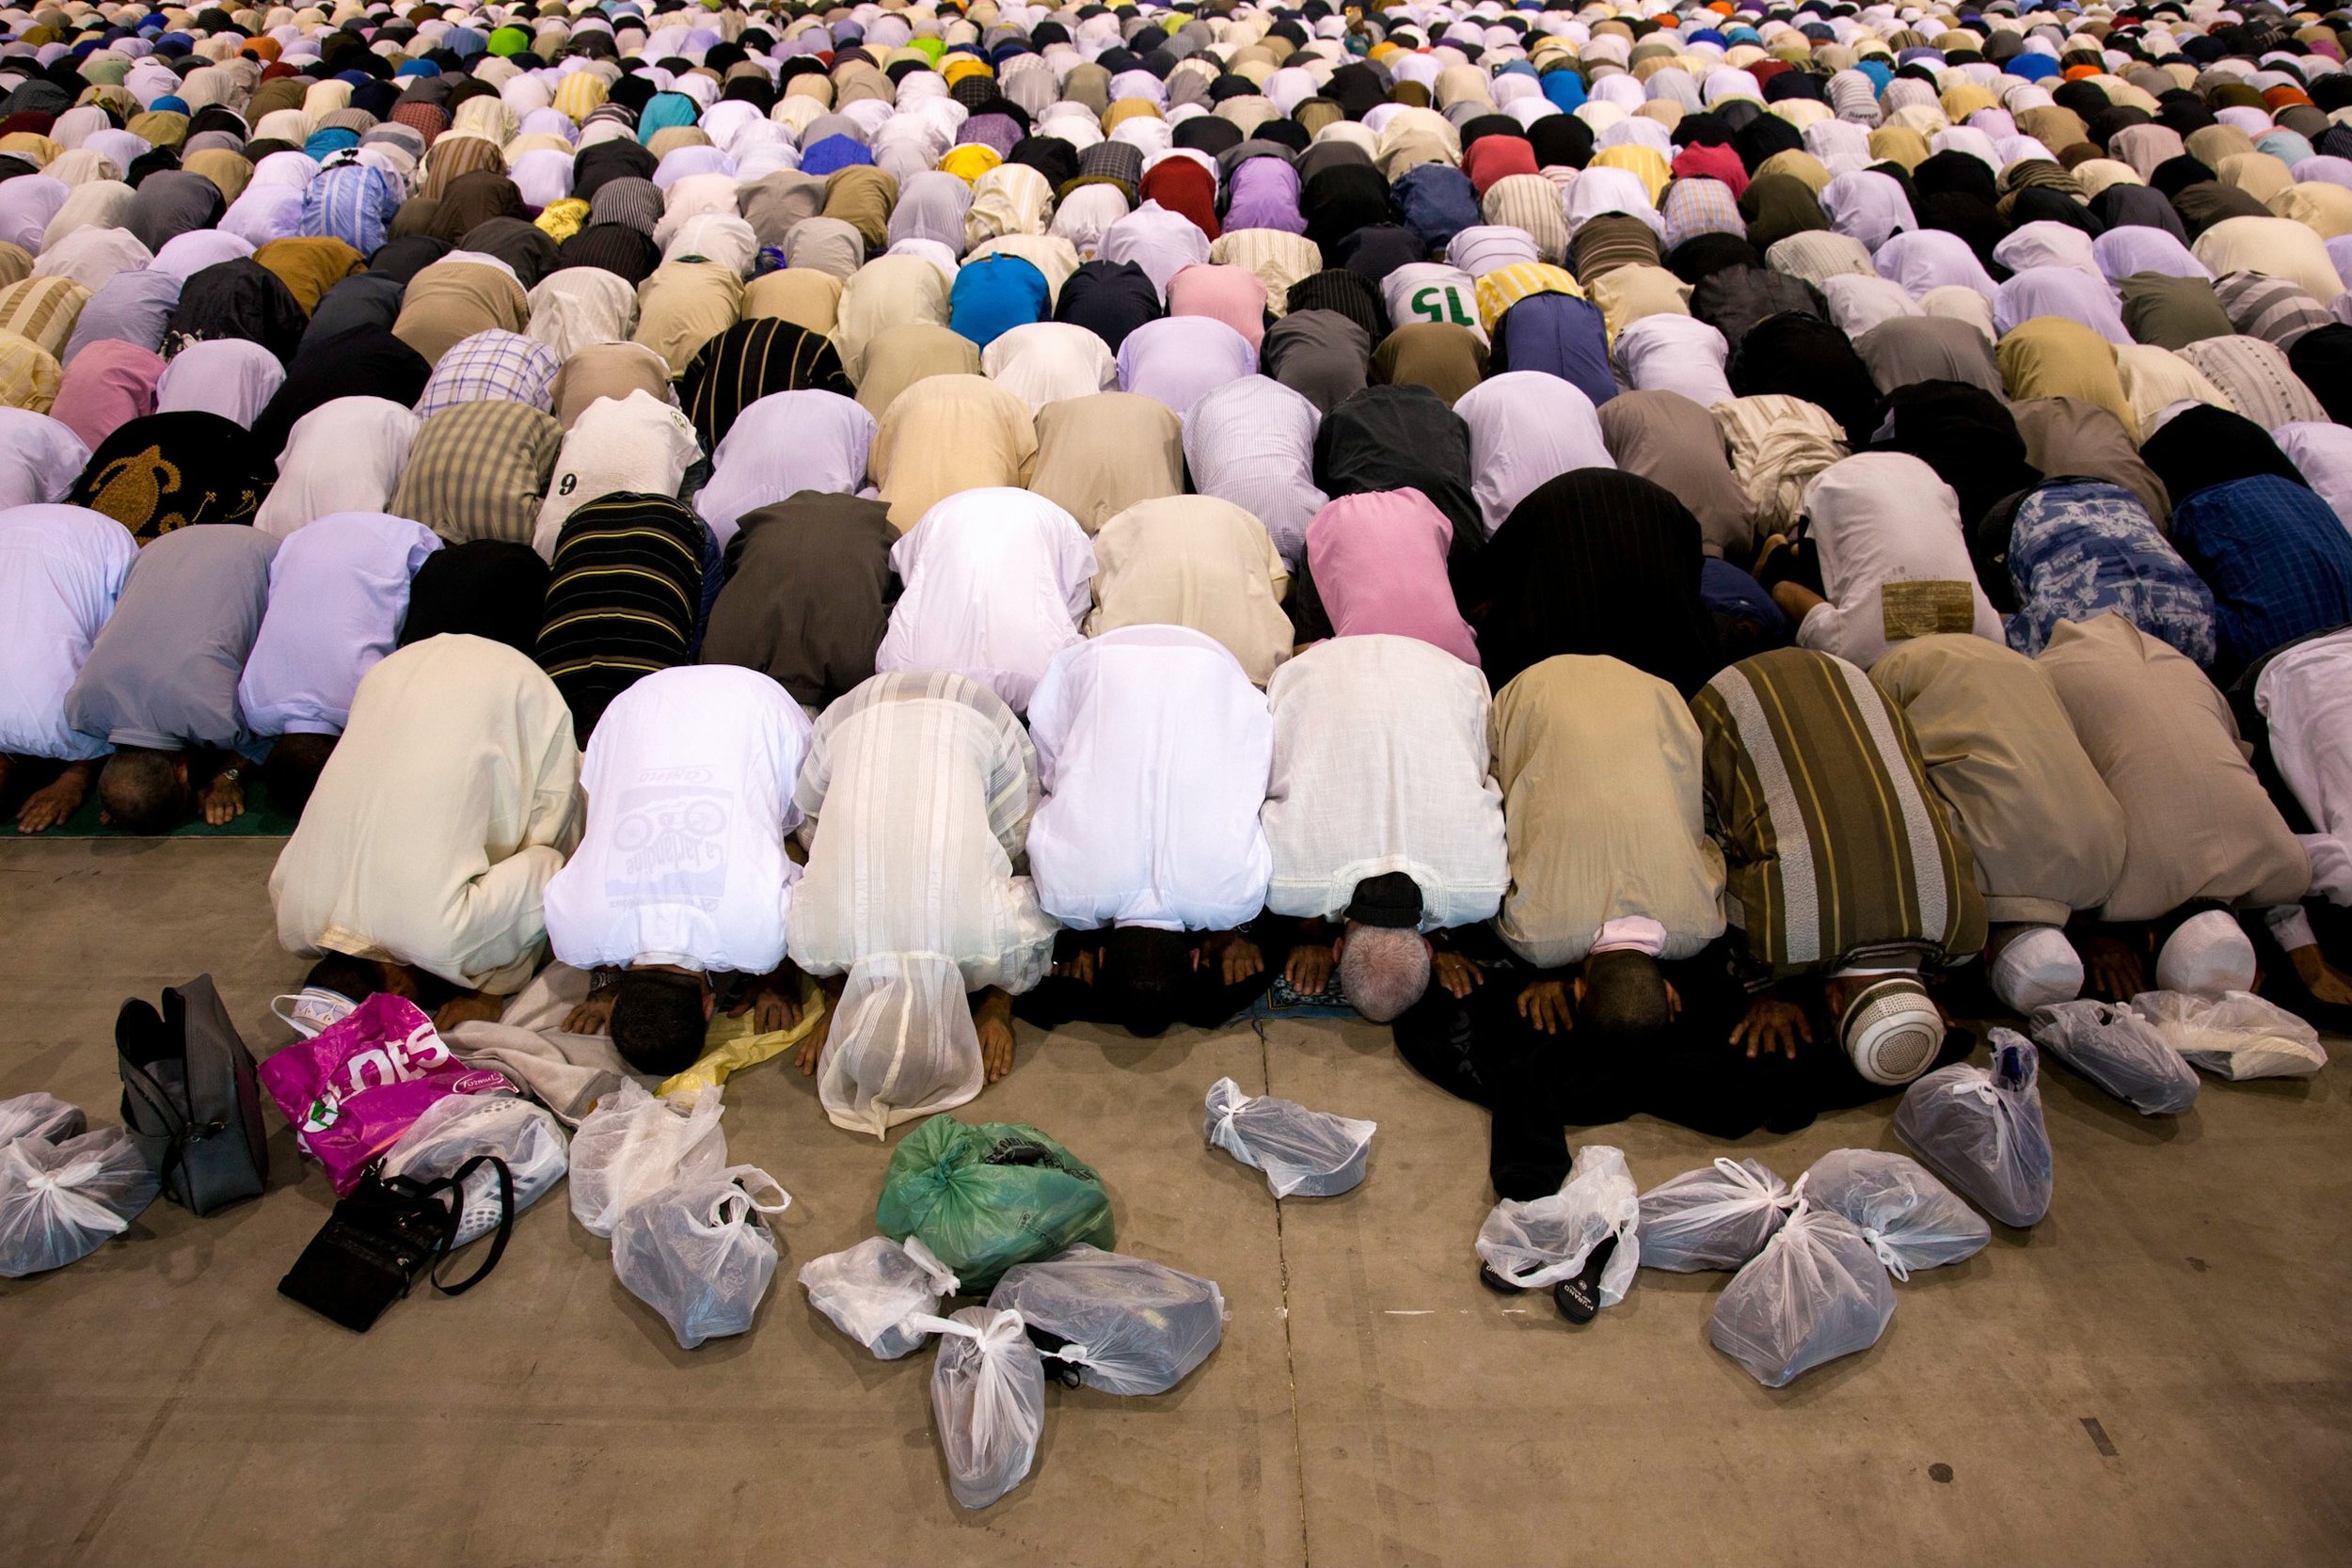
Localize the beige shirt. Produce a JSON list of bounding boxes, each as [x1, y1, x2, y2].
[[1085, 495, 1293, 687], [1490, 656, 1725, 967], [869, 372, 1038, 531], [1871, 634, 2126, 927], [268, 635, 581, 993], [1023, 390, 1184, 533]]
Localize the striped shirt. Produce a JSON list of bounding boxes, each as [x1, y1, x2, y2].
[[2210, 270, 2333, 349], [535, 493, 707, 741], [412, 328, 563, 419], [389, 398, 564, 546], [1692, 646, 1986, 981], [1473, 261, 1582, 333], [675, 317, 853, 450], [2177, 334, 2329, 428], [0, 274, 89, 356], [1479, 173, 1571, 264]]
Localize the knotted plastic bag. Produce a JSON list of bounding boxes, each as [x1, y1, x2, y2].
[[612, 1164, 789, 1350], [382, 1092, 571, 1246], [1799, 1148, 1990, 1280], [0, 1129, 161, 1277], [911, 1306, 1047, 1510], [1893, 1030, 2054, 1228], [0, 1091, 84, 1149], [800, 1234, 961, 1360], [567, 1079, 727, 1239], [1636, 1157, 1792, 1273], [2026, 999, 2201, 1114], [1203, 1076, 1376, 1197], [2131, 990, 2328, 1082], [1709, 1200, 1895, 1386], [875, 1114, 1114, 1292], [990, 1243, 1225, 1396], [1475, 1144, 1642, 1306]]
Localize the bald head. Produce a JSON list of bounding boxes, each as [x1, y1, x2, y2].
[[1338, 922, 1431, 1022]]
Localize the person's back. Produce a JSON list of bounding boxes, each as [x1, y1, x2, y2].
[[874, 486, 1094, 714], [0, 503, 135, 761], [700, 491, 898, 712], [545, 664, 811, 974], [1262, 633, 1508, 930], [236, 511, 440, 741], [61, 521, 276, 756], [269, 633, 581, 993], [1026, 625, 1275, 931], [1490, 655, 1725, 968], [2168, 472, 2352, 676], [1086, 496, 1293, 685], [2002, 477, 2216, 666]]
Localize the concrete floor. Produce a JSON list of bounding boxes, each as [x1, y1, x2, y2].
[[2, 836, 2348, 1568]]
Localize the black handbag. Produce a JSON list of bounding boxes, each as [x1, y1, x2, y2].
[[278, 1155, 515, 1333], [116, 974, 270, 1215]]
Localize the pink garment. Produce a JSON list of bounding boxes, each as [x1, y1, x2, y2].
[[1306, 487, 1480, 667], [48, 340, 164, 450], [1166, 262, 1268, 352], [1670, 142, 1749, 198]]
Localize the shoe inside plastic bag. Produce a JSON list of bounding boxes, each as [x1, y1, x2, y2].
[[800, 1234, 961, 1360], [1709, 1200, 1895, 1387], [1892, 1030, 2054, 1228], [0, 1091, 85, 1149], [989, 1243, 1226, 1396], [612, 1164, 789, 1351], [1474, 1144, 1642, 1307], [820, 953, 986, 1138], [567, 1080, 728, 1240], [2027, 999, 2201, 1115], [382, 1093, 571, 1247], [1798, 1148, 1990, 1281], [1202, 1076, 1377, 1198], [875, 1114, 1115, 1292], [2130, 990, 2328, 1082], [0, 1128, 162, 1278], [1636, 1157, 1792, 1273], [909, 1306, 1048, 1510]]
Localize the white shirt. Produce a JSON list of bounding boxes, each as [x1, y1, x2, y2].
[[2273, 420, 2352, 537], [544, 664, 812, 974], [1115, 315, 1259, 420], [1182, 374, 1327, 568], [1095, 199, 1211, 297], [1381, 261, 1487, 344], [237, 512, 440, 737], [875, 486, 1095, 715], [0, 504, 135, 761], [2255, 627, 2352, 908], [981, 321, 1118, 415], [1795, 452, 2005, 669], [1026, 625, 1274, 931], [1611, 314, 1736, 410], [533, 388, 703, 557], [1262, 634, 1509, 931], [786, 670, 1057, 993], [0, 410, 89, 511], [256, 397, 422, 540], [1454, 371, 1615, 538], [693, 389, 875, 547]]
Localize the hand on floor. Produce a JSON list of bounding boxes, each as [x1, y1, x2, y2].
[[433, 994, 504, 1032], [731, 980, 800, 1033], [15, 776, 87, 832], [199, 771, 246, 827], [798, 1006, 832, 1077], [977, 1015, 1014, 1083], [1433, 950, 1483, 999], [563, 991, 615, 1036], [1285, 942, 1334, 996], [1731, 996, 1810, 1060], [1517, 979, 1572, 1036]]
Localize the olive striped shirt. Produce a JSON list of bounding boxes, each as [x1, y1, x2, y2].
[[536, 492, 707, 743]]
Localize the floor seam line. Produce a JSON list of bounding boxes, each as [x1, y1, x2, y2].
[[1262, 1018, 1311, 1568]]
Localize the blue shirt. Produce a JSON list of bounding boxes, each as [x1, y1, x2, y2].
[[2170, 473, 2352, 674], [2004, 479, 2217, 668]]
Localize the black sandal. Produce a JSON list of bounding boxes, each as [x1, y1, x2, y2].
[[1479, 1262, 1526, 1294], [1552, 1234, 1618, 1324]]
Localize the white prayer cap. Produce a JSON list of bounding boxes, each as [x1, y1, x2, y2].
[[1991, 927, 2084, 1014], [2155, 911, 2256, 999]]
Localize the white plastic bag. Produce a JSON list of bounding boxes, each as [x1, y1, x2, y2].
[[1203, 1076, 1376, 1197], [567, 1080, 727, 1239], [382, 1093, 570, 1246], [1893, 1031, 2054, 1228], [1709, 1200, 1895, 1386], [0, 1129, 161, 1277], [1636, 1157, 1792, 1273], [1474, 1144, 1642, 1306], [800, 1234, 961, 1359], [2131, 990, 2328, 1081], [912, 1306, 1047, 1510], [0, 1091, 84, 1148], [1799, 1148, 1990, 1280], [989, 1243, 1225, 1396], [612, 1164, 789, 1350], [2028, 1000, 2202, 1114]]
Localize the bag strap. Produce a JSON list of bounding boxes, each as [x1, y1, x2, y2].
[[430, 1155, 514, 1296]]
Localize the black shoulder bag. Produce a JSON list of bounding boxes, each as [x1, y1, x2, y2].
[[278, 1155, 515, 1333]]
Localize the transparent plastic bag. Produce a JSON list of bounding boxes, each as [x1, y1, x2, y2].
[[1474, 1144, 1642, 1307], [1893, 1030, 2054, 1228], [612, 1164, 789, 1350], [911, 1306, 1047, 1510], [2027, 1000, 2202, 1114], [1636, 1157, 1792, 1273], [1203, 1076, 1376, 1197], [0, 1129, 161, 1277], [382, 1093, 570, 1246], [1799, 1148, 1990, 1281], [989, 1243, 1225, 1396], [0, 1091, 84, 1148], [1709, 1200, 1895, 1386], [2131, 990, 2328, 1081], [567, 1080, 727, 1239], [799, 1234, 961, 1360]]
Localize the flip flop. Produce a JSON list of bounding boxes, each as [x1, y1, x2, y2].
[[1479, 1262, 1526, 1294], [1552, 1234, 1618, 1324]]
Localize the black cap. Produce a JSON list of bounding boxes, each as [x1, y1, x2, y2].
[[1344, 871, 1423, 929]]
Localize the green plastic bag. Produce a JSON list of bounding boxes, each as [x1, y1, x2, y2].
[[875, 1115, 1115, 1291]]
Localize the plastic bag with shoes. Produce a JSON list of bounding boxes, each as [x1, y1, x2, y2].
[[1475, 1144, 1642, 1306], [2130, 990, 2328, 1082], [612, 1164, 790, 1350], [0, 1129, 161, 1277], [567, 1079, 727, 1239], [1635, 1157, 1792, 1272], [1893, 1030, 2054, 1228], [989, 1243, 1225, 1395], [2027, 999, 2201, 1114], [382, 1093, 571, 1246], [1709, 1200, 1895, 1386], [1798, 1148, 1989, 1280], [0, 1091, 84, 1149], [910, 1306, 1047, 1510], [800, 1233, 961, 1359], [1203, 1076, 1377, 1197]]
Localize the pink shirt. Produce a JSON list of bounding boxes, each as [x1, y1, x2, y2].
[[1306, 488, 1480, 668], [1166, 262, 1269, 353]]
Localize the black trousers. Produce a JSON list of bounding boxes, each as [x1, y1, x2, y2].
[[1011, 968, 1271, 1036], [1391, 954, 1974, 1201]]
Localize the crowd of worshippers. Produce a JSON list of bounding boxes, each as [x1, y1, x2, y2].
[[5, 0, 2352, 1166]]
